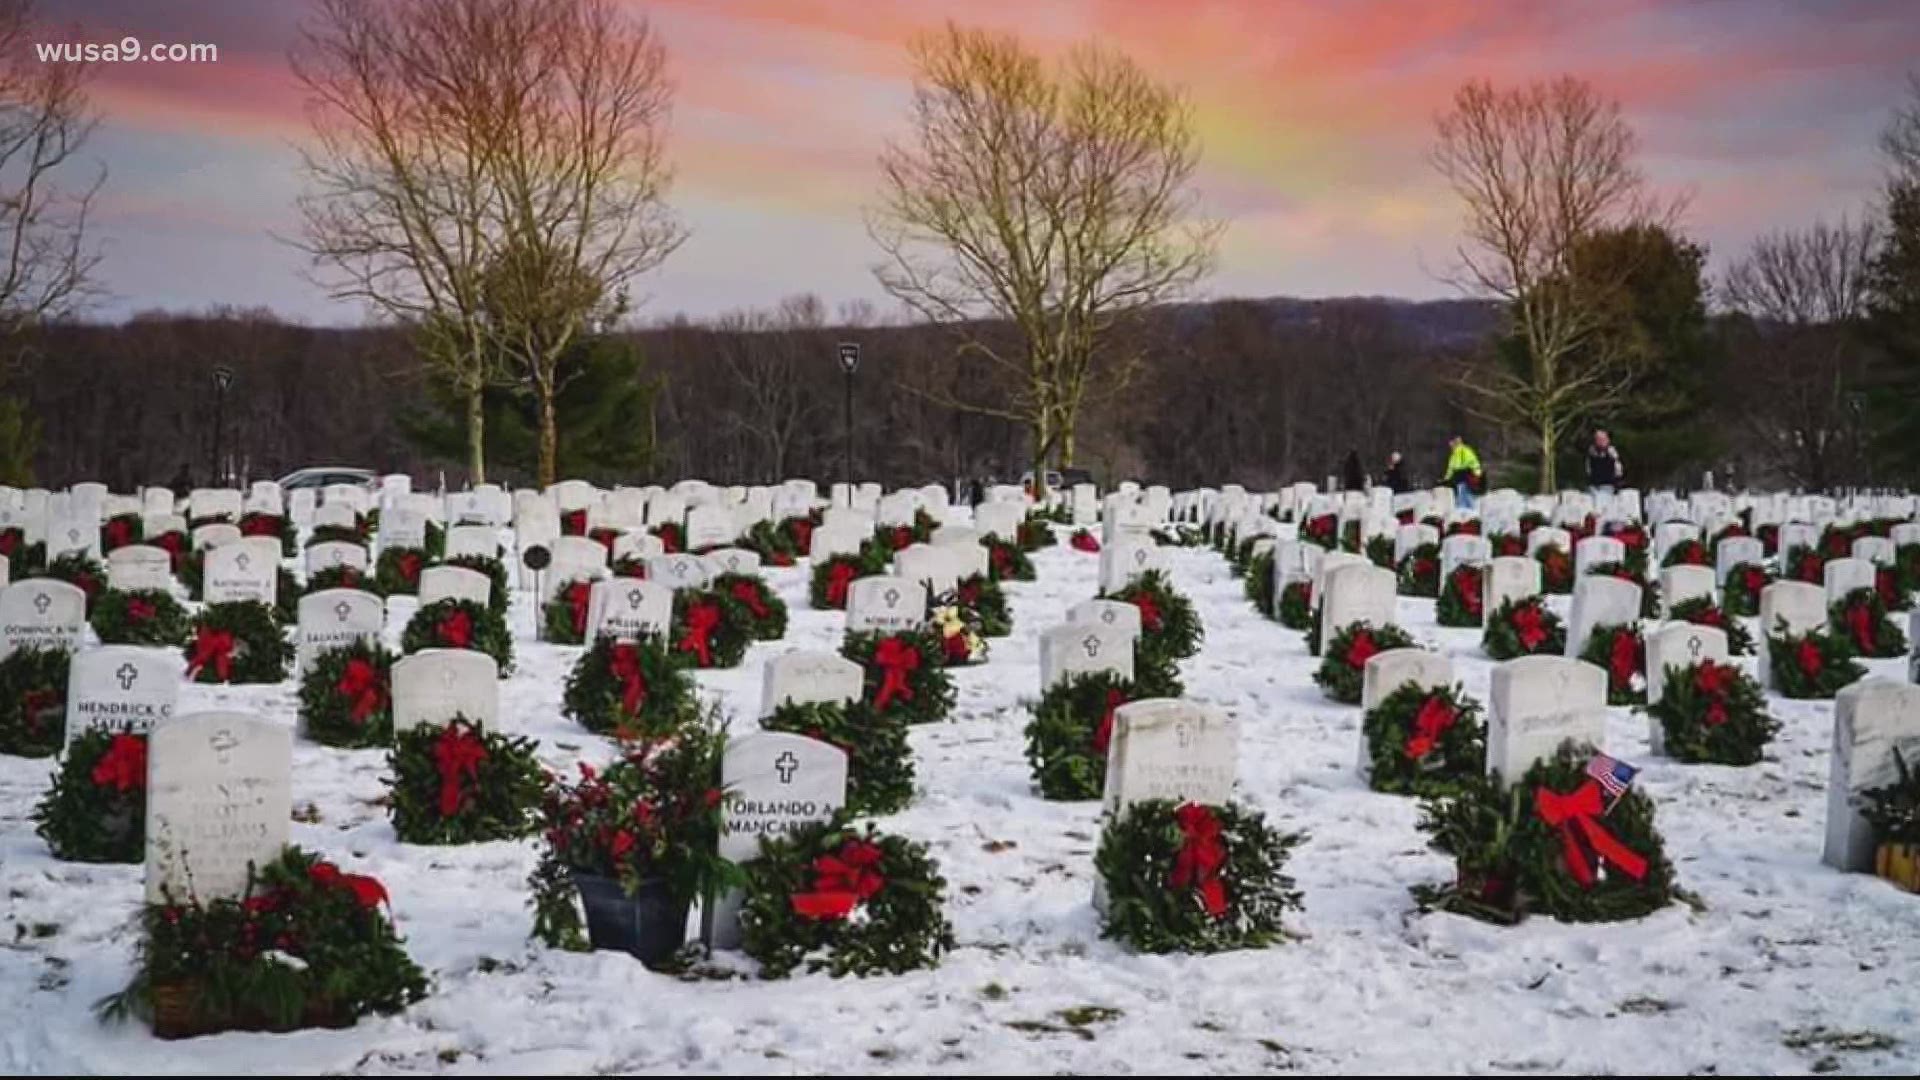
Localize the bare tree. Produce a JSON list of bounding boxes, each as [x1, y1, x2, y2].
[[1431, 77, 1677, 491], [870, 24, 1219, 495], [1722, 218, 1879, 489], [0, 0, 103, 343], [711, 294, 826, 481], [1883, 71, 1920, 186]]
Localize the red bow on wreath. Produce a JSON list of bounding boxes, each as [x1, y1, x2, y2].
[[19, 689, 57, 734], [729, 579, 770, 619], [1072, 531, 1101, 553], [127, 598, 157, 623], [1511, 604, 1548, 650], [91, 733, 147, 792], [1403, 695, 1457, 760], [438, 609, 474, 648], [562, 509, 586, 535], [1844, 603, 1877, 654], [677, 601, 721, 667], [1345, 630, 1379, 670], [308, 860, 389, 909], [1454, 569, 1484, 617], [1607, 631, 1640, 692], [565, 580, 592, 638], [1533, 780, 1649, 889], [1091, 688, 1127, 755], [105, 517, 133, 549], [871, 635, 920, 712], [398, 551, 422, 585], [1132, 593, 1163, 632], [890, 526, 914, 551], [433, 723, 489, 817], [609, 642, 649, 716], [336, 657, 386, 724], [990, 544, 1012, 576], [1741, 567, 1767, 597], [657, 525, 681, 554], [0, 530, 17, 556], [1170, 803, 1229, 919], [1795, 637, 1823, 679], [791, 839, 887, 921], [187, 627, 235, 681], [242, 514, 277, 538], [787, 519, 813, 554], [825, 561, 857, 608]]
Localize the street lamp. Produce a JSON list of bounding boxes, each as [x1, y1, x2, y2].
[[211, 365, 235, 487], [838, 342, 860, 489]]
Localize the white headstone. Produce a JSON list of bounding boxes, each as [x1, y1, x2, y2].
[[201, 537, 279, 606], [417, 565, 491, 609], [1487, 656, 1609, 782], [305, 541, 369, 576], [1319, 564, 1399, 654], [585, 577, 673, 642], [1100, 699, 1238, 814], [64, 645, 177, 745], [443, 525, 499, 561], [1644, 622, 1730, 756], [391, 649, 501, 733], [1361, 648, 1453, 713], [1658, 564, 1717, 617], [646, 553, 712, 592], [295, 588, 385, 676], [144, 712, 290, 903], [704, 547, 762, 578], [1823, 680, 1920, 872], [846, 576, 927, 634], [759, 651, 864, 716], [1566, 575, 1643, 659], [710, 732, 849, 948], [107, 545, 173, 592], [1824, 557, 1876, 605], [1040, 623, 1136, 691], [0, 579, 85, 659], [1483, 555, 1541, 614], [1068, 598, 1144, 639]]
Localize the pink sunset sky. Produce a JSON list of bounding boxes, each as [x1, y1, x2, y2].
[[38, 0, 1920, 324]]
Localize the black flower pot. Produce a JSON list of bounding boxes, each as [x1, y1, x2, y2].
[[572, 871, 688, 968]]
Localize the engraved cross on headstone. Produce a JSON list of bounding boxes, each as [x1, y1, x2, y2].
[[235, 552, 251, 571], [116, 663, 138, 691], [775, 751, 799, 783], [333, 600, 351, 621], [33, 593, 50, 614], [884, 587, 900, 607], [1082, 635, 1102, 659]]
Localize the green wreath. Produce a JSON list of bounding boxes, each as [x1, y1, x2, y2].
[[1818, 524, 1856, 559], [740, 520, 800, 567], [1577, 622, 1645, 706], [713, 572, 789, 641], [373, 545, 428, 597], [1783, 546, 1825, 585], [1362, 683, 1486, 797], [239, 513, 296, 557], [1897, 543, 1920, 597], [101, 512, 144, 553], [1659, 538, 1711, 570], [1017, 516, 1057, 553], [1340, 518, 1362, 554], [1878, 565, 1911, 613], [441, 554, 509, 618], [1022, 670, 1143, 801], [1416, 744, 1676, 925], [1277, 580, 1312, 630], [303, 564, 369, 595], [1482, 596, 1565, 660], [737, 817, 955, 979], [0, 529, 46, 575], [1585, 560, 1658, 617], [1095, 799, 1304, 954], [1244, 551, 1276, 617], [91, 588, 190, 647], [40, 551, 106, 614], [542, 577, 595, 644], [763, 700, 914, 816], [1314, 622, 1419, 704], [1646, 660, 1778, 766], [305, 522, 366, 547], [1490, 532, 1528, 558], [0, 646, 71, 757], [1765, 624, 1865, 700], [1829, 586, 1908, 658], [400, 597, 514, 675], [561, 634, 697, 740], [184, 601, 291, 685], [1534, 546, 1574, 595], [298, 641, 395, 748], [1102, 569, 1203, 672], [809, 548, 886, 610], [949, 574, 1011, 637], [984, 537, 1035, 582], [650, 520, 685, 553], [1436, 563, 1485, 627], [1364, 534, 1395, 571], [387, 717, 544, 844], [1665, 597, 1754, 656], [670, 588, 753, 669], [842, 630, 954, 726], [33, 727, 147, 862], [1722, 561, 1771, 617]]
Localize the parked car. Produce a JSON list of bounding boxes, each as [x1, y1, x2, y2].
[[275, 466, 378, 492]]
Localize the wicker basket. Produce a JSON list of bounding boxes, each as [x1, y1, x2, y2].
[[1875, 842, 1920, 894], [148, 981, 347, 1040]]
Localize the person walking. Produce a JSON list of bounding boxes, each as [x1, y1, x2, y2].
[[1443, 435, 1482, 510], [1340, 449, 1365, 492], [1586, 429, 1624, 498], [1383, 451, 1411, 494]]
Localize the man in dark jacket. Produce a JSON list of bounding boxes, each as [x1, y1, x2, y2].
[[1586, 429, 1624, 496], [1383, 451, 1410, 494]]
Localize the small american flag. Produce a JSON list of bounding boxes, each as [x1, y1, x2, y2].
[[1586, 753, 1639, 804]]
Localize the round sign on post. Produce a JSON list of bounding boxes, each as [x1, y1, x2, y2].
[[837, 342, 860, 375], [522, 544, 552, 571]]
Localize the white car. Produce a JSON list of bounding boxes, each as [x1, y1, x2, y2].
[[275, 467, 378, 492]]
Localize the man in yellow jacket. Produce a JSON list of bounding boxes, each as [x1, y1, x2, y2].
[[1444, 435, 1483, 510]]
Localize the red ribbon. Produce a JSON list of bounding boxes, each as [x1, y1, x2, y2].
[[563, 509, 586, 535], [890, 526, 914, 551], [1533, 780, 1649, 888], [105, 518, 134, 549], [1170, 803, 1229, 919], [1072, 531, 1101, 553], [398, 551, 422, 585], [1607, 630, 1640, 693], [956, 580, 981, 609], [1092, 688, 1127, 755], [940, 626, 973, 664], [336, 657, 386, 724], [730, 579, 770, 619], [1346, 629, 1379, 670], [1845, 602, 1877, 654], [127, 598, 157, 623], [825, 561, 856, 607], [242, 514, 278, 538], [1403, 695, 1457, 760], [187, 627, 235, 681], [439, 609, 474, 648], [433, 722, 489, 818], [609, 642, 649, 716], [871, 635, 920, 712], [787, 519, 813, 553], [1451, 566, 1483, 617], [677, 601, 720, 667], [0, 530, 16, 556], [991, 544, 1012, 576], [1511, 604, 1548, 650], [154, 531, 184, 569], [1133, 593, 1163, 632], [91, 733, 147, 792], [1795, 637, 1823, 679], [308, 860, 390, 909], [791, 839, 887, 921], [565, 580, 592, 638], [656, 524, 681, 554]]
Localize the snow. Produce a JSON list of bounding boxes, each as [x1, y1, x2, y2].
[[3, 535, 1918, 1074]]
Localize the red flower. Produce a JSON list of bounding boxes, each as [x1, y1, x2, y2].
[[1693, 661, 1735, 698], [1170, 803, 1229, 919], [939, 626, 973, 664], [307, 859, 386, 907], [1071, 530, 1101, 553], [890, 526, 914, 551], [1741, 566, 1767, 597], [610, 829, 637, 859], [438, 609, 474, 648], [335, 657, 386, 724], [676, 601, 722, 667], [1795, 638, 1823, 679], [1345, 630, 1379, 670], [90, 733, 147, 792], [1403, 695, 1457, 760], [433, 722, 489, 818], [871, 635, 921, 712], [1704, 701, 1729, 727], [1606, 630, 1641, 692]]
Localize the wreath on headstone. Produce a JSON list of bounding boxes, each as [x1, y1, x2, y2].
[[1491, 531, 1527, 558], [305, 522, 365, 547], [1659, 538, 1711, 570], [1362, 683, 1486, 797], [1876, 565, 1909, 613], [1314, 623, 1419, 704], [92, 587, 190, 647], [1436, 563, 1485, 627], [713, 572, 788, 641], [560, 508, 588, 536], [1898, 542, 1920, 598], [1784, 546, 1825, 585], [179, 551, 299, 613], [422, 520, 446, 558], [442, 554, 509, 617], [1102, 569, 1203, 676], [984, 536, 1035, 582], [149, 529, 186, 574], [101, 512, 143, 554], [562, 634, 696, 740], [1721, 561, 1771, 617], [1577, 623, 1645, 706], [763, 700, 914, 816], [1022, 670, 1142, 801], [1340, 518, 1363, 553], [1244, 550, 1276, 616], [949, 573, 1011, 637], [1415, 744, 1676, 925], [740, 520, 799, 567], [1611, 524, 1651, 575], [1586, 560, 1658, 617], [670, 587, 752, 669], [808, 547, 886, 610], [40, 551, 105, 613], [610, 554, 648, 579], [872, 523, 917, 555], [387, 716, 544, 845], [33, 727, 147, 862], [98, 846, 427, 1039], [1665, 596, 1755, 655], [303, 564, 368, 595], [1819, 523, 1856, 559], [239, 512, 295, 557], [0, 645, 70, 757], [1534, 545, 1574, 595], [0, 528, 45, 575], [842, 630, 954, 726], [1364, 534, 1395, 571], [401, 597, 514, 675], [1150, 523, 1204, 547], [1646, 659, 1777, 766], [737, 818, 954, 979], [373, 545, 428, 597], [1757, 522, 1780, 556], [298, 641, 395, 749], [184, 601, 290, 685], [1446, 518, 1482, 538], [1830, 586, 1908, 658], [649, 520, 684, 554], [780, 514, 816, 557], [1517, 511, 1547, 536], [1765, 623, 1865, 700], [587, 526, 621, 560], [1277, 579, 1312, 630], [1017, 515, 1056, 552], [1095, 798, 1305, 954], [542, 577, 596, 644]]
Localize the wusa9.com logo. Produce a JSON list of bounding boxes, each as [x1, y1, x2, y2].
[[36, 37, 217, 63]]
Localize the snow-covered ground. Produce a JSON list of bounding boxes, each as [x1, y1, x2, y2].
[[2, 533, 1917, 1075]]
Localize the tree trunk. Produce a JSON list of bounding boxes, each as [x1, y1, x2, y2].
[[1538, 418, 1556, 494], [1060, 418, 1076, 469], [465, 386, 487, 486], [538, 383, 558, 488]]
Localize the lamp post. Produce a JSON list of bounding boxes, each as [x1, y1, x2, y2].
[[211, 365, 235, 487], [837, 342, 860, 490]]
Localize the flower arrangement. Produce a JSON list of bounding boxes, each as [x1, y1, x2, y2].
[[763, 700, 914, 816], [1765, 624, 1865, 700], [1646, 660, 1778, 766], [1829, 586, 1908, 658], [400, 597, 514, 674], [1722, 561, 1771, 617], [670, 587, 752, 669], [713, 572, 788, 641], [372, 546, 427, 597], [1436, 563, 1485, 627], [841, 630, 955, 726], [1023, 670, 1143, 801]]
